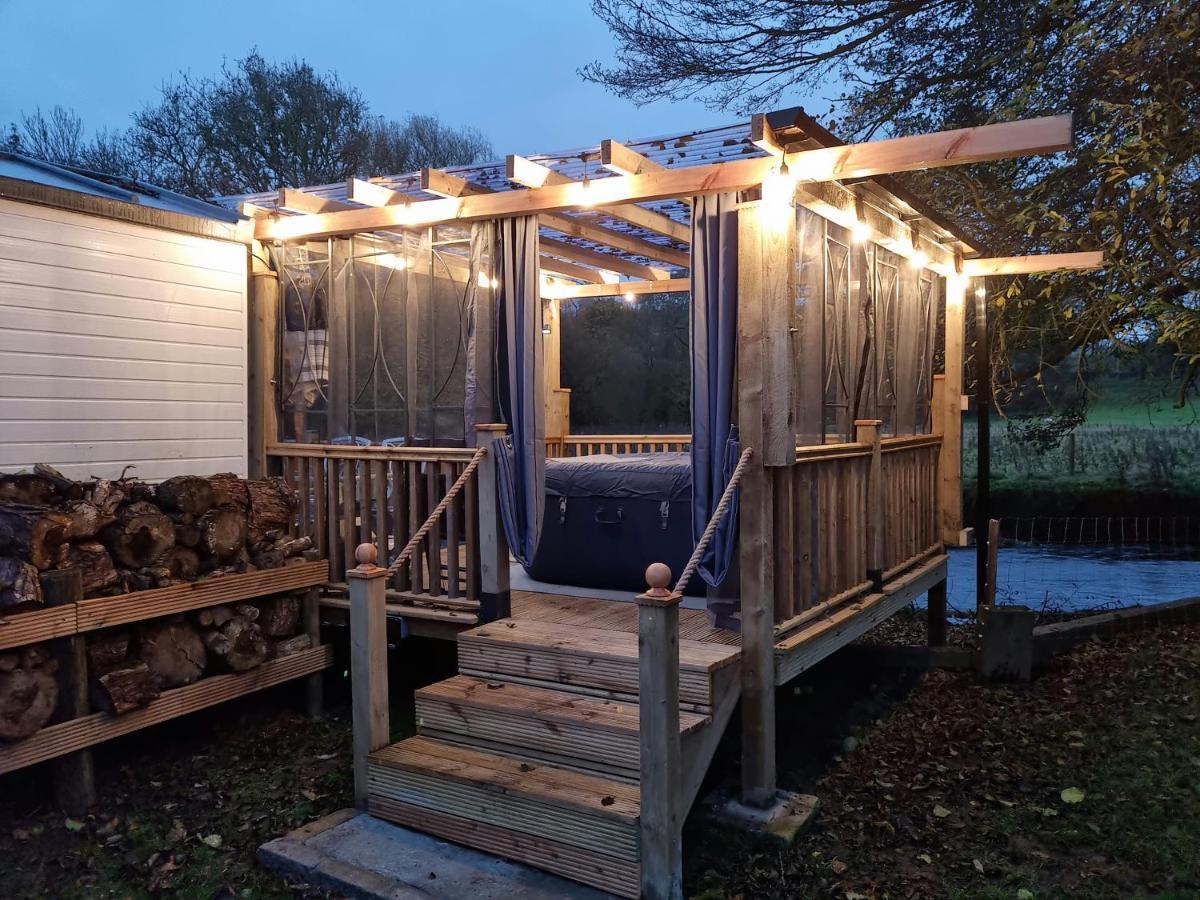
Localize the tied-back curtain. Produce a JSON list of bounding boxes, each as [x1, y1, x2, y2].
[[690, 193, 740, 591], [494, 216, 544, 566]]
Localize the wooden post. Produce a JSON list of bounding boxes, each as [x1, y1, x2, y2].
[[247, 250, 280, 477], [737, 201, 778, 808], [301, 549, 324, 717], [349, 542, 389, 810], [637, 563, 683, 900], [926, 578, 948, 647], [474, 424, 511, 622], [984, 517, 1001, 610], [856, 419, 884, 590], [939, 274, 967, 545], [43, 568, 95, 814]]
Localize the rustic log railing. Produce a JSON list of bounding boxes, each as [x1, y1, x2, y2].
[[773, 425, 942, 636], [546, 434, 691, 457], [267, 443, 481, 611]]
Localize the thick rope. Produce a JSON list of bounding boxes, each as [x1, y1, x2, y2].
[[386, 445, 488, 576], [674, 446, 754, 594]]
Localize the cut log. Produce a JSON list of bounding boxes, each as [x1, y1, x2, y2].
[[0, 473, 56, 506], [137, 619, 206, 688], [246, 478, 296, 545], [33, 464, 83, 501], [156, 476, 214, 517], [195, 604, 236, 628], [100, 501, 175, 569], [65, 541, 121, 596], [63, 500, 109, 541], [86, 630, 130, 675], [165, 546, 201, 580], [200, 614, 268, 673], [88, 479, 127, 517], [0, 557, 42, 611], [271, 633, 312, 657], [208, 473, 250, 512], [174, 522, 202, 549], [252, 534, 313, 570], [94, 662, 159, 715], [256, 594, 301, 637], [0, 645, 59, 741], [198, 507, 247, 562], [0, 504, 72, 570]]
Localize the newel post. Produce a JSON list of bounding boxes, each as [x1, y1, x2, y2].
[[349, 542, 389, 810], [637, 563, 683, 900], [474, 423, 512, 622], [856, 419, 884, 590]]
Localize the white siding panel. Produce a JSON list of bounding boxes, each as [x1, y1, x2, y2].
[[0, 198, 248, 479]]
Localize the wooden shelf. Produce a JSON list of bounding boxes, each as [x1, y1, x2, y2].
[[0, 604, 77, 652], [0, 645, 332, 774]]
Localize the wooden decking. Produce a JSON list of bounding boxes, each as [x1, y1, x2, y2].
[[512, 589, 742, 646]]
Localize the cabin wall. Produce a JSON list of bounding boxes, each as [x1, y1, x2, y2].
[[0, 197, 249, 480]]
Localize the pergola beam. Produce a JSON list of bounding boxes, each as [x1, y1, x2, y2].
[[600, 139, 665, 176], [962, 251, 1104, 276], [539, 235, 671, 281], [256, 115, 1073, 242], [276, 188, 353, 215], [422, 167, 689, 269], [750, 114, 786, 157], [544, 277, 689, 300], [507, 155, 691, 244], [347, 178, 408, 207]]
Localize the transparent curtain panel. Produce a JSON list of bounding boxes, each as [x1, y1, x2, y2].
[[273, 241, 333, 443]]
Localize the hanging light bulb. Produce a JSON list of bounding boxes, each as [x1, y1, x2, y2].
[[910, 249, 930, 269], [975, 284, 987, 300], [623, 290, 637, 304], [850, 221, 871, 244]]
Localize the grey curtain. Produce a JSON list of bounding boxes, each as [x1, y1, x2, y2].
[[494, 216, 544, 566], [690, 193, 740, 594]]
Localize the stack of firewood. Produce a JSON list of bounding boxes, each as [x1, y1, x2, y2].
[[0, 465, 305, 606], [0, 465, 319, 737]]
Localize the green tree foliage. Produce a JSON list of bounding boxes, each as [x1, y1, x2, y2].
[[561, 293, 690, 432], [5, 53, 492, 199], [586, 0, 1200, 402]]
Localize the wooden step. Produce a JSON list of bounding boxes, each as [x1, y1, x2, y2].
[[457, 618, 740, 710], [368, 735, 641, 897], [415, 675, 708, 777]]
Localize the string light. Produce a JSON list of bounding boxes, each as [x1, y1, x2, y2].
[[910, 250, 930, 269], [850, 221, 871, 243], [623, 290, 637, 304]]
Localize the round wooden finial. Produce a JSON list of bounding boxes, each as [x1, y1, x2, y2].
[[355, 543, 378, 566], [645, 562, 672, 591]]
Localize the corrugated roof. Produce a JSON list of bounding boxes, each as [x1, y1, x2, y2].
[[0, 152, 241, 223]]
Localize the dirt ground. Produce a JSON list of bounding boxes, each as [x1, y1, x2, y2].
[[1, 614, 1196, 899]]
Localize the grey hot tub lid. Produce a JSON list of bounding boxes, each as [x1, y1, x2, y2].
[[544, 452, 692, 502]]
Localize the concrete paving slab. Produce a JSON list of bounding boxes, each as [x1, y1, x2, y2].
[[259, 809, 616, 899]]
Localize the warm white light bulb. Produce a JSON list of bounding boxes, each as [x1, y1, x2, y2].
[[910, 250, 929, 269], [850, 221, 871, 244], [976, 285, 987, 300], [623, 291, 637, 304]]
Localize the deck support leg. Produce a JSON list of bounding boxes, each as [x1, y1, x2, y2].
[[927, 578, 948, 647], [857, 420, 885, 592], [474, 424, 511, 623], [43, 569, 95, 815], [637, 564, 683, 900], [739, 462, 777, 808], [349, 543, 390, 810], [302, 583, 324, 717]]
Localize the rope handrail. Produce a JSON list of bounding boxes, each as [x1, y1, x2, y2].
[[386, 445, 488, 577], [674, 446, 754, 594]]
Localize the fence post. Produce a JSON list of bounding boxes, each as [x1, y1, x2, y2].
[[474, 423, 511, 622], [637, 563, 683, 900], [349, 542, 389, 810], [43, 568, 95, 814], [856, 419, 884, 591]]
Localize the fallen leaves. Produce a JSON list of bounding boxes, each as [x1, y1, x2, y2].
[[1060, 787, 1086, 804]]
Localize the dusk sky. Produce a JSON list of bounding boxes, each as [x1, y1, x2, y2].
[[0, 0, 824, 161]]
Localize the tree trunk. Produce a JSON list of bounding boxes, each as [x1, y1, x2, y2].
[[199, 507, 247, 562], [256, 594, 301, 637], [66, 541, 121, 596], [100, 501, 175, 569], [94, 662, 159, 715], [138, 619, 206, 688], [0, 557, 42, 611], [0, 504, 72, 570], [0, 645, 59, 741], [156, 476, 214, 517]]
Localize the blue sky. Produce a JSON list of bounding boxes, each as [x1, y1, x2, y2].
[[0, 0, 821, 158]]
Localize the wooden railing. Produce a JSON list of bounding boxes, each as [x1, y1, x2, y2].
[[268, 443, 481, 609], [774, 425, 942, 632], [547, 434, 691, 457]]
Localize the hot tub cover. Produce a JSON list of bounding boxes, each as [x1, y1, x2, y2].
[[544, 452, 691, 502]]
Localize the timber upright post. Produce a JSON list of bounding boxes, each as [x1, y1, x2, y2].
[[474, 424, 511, 622], [44, 568, 95, 814], [637, 563, 683, 900], [348, 542, 389, 810], [856, 419, 884, 591]]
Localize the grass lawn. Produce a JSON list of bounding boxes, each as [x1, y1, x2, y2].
[[1, 622, 1196, 899]]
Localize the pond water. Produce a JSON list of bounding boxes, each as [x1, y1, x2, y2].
[[942, 545, 1200, 615]]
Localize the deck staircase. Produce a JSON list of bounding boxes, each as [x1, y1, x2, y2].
[[365, 617, 742, 898]]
